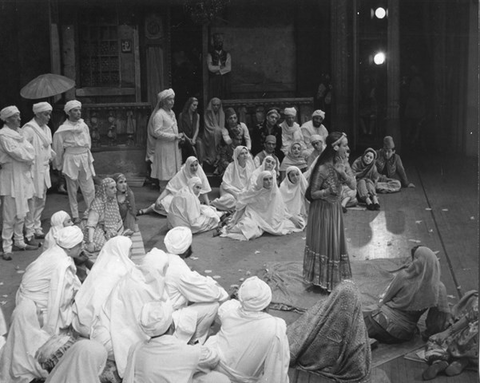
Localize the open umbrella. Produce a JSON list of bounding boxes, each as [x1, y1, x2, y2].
[[20, 73, 75, 99]]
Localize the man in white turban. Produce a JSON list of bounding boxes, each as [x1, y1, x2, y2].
[[145, 88, 183, 193], [163, 226, 229, 344], [0, 226, 83, 382], [280, 106, 304, 156], [124, 301, 230, 383], [205, 276, 290, 383], [53, 100, 95, 224], [301, 109, 329, 150], [0, 105, 36, 261], [20, 102, 56, 245]]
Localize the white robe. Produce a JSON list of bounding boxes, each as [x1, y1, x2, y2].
[[279, 166, 309, 229], [20, 119, 55, 197], [73, 237, 135, 338], [280, 120, 304, 155], [0, 126, 35, 218], [0, 245, 80, 383], [167, 186, 220, 234], [205, 300, 290, 383], [123, 335, 222, 383]]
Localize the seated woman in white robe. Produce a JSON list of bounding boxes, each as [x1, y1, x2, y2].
[[73, 236, 135, 338], [138, 156, 211, 216], [279, 166, 309, 229], [210, 146, 255, 211], [167, 177, 222, 234], [249, 154, 278, 186], [279, 141, 308, 182], [221, 171, 303, 241], [0, 227, 83, 383], [90, 248, 170, 378], [43, 210, 73, 250]]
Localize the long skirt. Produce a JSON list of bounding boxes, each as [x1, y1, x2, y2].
[[303, 198, 352, 291]]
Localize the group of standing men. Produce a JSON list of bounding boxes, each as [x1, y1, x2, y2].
[[0, 100, 95, 260]]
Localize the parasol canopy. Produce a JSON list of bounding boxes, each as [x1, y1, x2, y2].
[[20, 73, 75, 99]]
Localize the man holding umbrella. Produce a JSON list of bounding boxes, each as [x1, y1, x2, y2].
[[0, 106, 37, 260], [53, 100, 96, 224], [21, 102, 56, 244]]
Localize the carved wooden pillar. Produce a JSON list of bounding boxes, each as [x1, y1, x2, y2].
[[386, 0, 401, 149], [330, 0, 350, 135]]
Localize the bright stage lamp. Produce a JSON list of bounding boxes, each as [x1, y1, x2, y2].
[[375, 7, 386, 19], [373, 52, 386, 65]]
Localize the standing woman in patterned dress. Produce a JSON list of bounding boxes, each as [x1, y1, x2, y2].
[[304, 132, 355, 292], [146, 89, 184, 193]]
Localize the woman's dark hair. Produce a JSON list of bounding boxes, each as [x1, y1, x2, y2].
[[306, 131, 345, 201], [182, 97, 198, 114]]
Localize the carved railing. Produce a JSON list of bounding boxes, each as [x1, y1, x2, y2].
[[222, 97, 314, 127], [81, 102, 151, 150]]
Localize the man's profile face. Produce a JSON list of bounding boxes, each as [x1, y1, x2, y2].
[[312, 116, 324, 127]]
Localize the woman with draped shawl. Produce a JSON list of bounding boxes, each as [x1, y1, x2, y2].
[[167, 177, 221, 234], [279, 141, 307, 182], [304, 132, 355, 292], [203, 98, 225, 166], [221, 171, 302, 241], [210, 146, 255, 211], [279, 166, 309, 229], [90, 249, 169, 378], [81, 178, 125, 253], [110, 173, 138, 232], [288, 280, 371, 383], [43, 210, 73, 251], [423, 290, 478, 380], [73, 236, 135, 338], [249, 154, 278, 186], [138, 156, 211, 216], [351, 147, 381, 211], [364, 246, 450, 344]]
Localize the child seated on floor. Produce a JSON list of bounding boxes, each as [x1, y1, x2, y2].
[[376, 136, 415, 193], [352, 148, 381, 211]]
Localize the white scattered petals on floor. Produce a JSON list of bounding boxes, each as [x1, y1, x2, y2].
[[213, 275, 221, 279], [204, 270, 212, 273]]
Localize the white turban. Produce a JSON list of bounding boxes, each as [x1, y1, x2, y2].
[[0, 106, 20, 121], [158, 89, 175, 103], [56, 226, 83, 248], [238, 276, 272, 312], [310, 134, 323, 144], [139, 301, 174, 337], [64, 100, 82, 114], [284, 107, 297, 117], [33, 102, 52, 115], [312, 109, 325, 118], [164, 226, 192, 255]]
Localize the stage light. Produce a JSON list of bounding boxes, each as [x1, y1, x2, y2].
[[375, 7, 386, 19], [373, 52, 386, 65]]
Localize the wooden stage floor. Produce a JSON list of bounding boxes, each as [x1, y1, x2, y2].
[[292, 152, 479, 383]]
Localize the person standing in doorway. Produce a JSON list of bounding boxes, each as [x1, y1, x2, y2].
[[207, 33, 231, 100]]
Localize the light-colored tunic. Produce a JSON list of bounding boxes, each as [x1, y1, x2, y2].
[[280, 120, 304, 155], [150, 108, 182, 181], [205, 299, 290, 383], [20, 119, 54, 197], [300, 121, 328, 149], [52, 119, 95, 181], [0, 126, 35, 218], [0, 245, 80, 383], [124, 335, 223, 383]]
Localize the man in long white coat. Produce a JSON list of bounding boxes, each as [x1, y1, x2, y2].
[[0, 226, 83, 383], [0, 106, 36, 261], [164, 226, 229, 344], [21, 102, 56, 243], [53, 100, 95, 224], [205, 276, 290, 383]]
